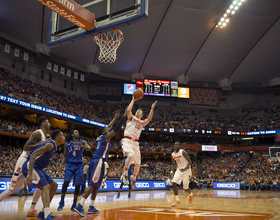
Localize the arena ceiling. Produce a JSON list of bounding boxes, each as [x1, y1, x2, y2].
[[0, 0, 280, 87]]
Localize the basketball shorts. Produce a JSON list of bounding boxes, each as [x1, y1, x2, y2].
[[88, 158, 105, 189], [172, 168, 192, 190], [64, 163, 84, 185], [121, 138, 141, 166], [9, 155, 27, 191], [22, 161, 53, 191]]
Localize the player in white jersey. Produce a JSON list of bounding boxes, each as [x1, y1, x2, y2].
[[0, 117, 51, 217], [120, 96, 157, 189], [171, 141, 193, 206]]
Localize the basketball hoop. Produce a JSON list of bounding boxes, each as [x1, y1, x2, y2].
[[93, 29, 124, 64]]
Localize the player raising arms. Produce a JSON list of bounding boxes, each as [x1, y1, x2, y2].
[[57, 129, 91, 212], [0, 117, 51, 217], [120, 97, 157, 189], [171, 141, 193, 207], [74, 110, 125, 216]]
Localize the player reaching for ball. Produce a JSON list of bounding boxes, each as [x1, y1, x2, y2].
[[120, 93, 157, 189]]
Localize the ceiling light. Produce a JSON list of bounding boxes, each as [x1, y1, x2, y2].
[[216, 0, 245, 28]]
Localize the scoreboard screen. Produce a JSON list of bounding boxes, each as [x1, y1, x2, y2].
[[143, 79, 171, 97]]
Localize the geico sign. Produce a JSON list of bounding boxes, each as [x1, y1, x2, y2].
[[217, 191, 236, 196], [113, 182, 128, 189], [0, 182, 7, 190], [217, 184, 235, 188], [114, 182, 121, 188], [136, 182, 149, 188], [153, 182, 165, 187]]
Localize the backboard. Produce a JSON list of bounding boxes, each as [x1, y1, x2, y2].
[[47, 0, 148, 47]]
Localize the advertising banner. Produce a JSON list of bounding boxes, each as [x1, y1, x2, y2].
[[0, 178, 167, 194], [0, 94, 106, 128], [213, 182, 240, 190]]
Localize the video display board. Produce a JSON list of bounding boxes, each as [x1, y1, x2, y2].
[[143, 79, 171, 97]]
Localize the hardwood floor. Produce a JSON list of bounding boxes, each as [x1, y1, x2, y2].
[[0, 189, 279, 220]]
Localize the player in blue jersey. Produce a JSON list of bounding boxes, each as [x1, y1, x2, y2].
[[116, 158, 148, 199], [57, 130, 91, 211], [74, 110, 125, 217], [23, 129, 65, 220], [116, 158, 133, 199]]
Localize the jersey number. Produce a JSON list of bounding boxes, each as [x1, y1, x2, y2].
[[135, 123, 141, 130], [176, 159, 181, 164], [68, 146, 76, 157]]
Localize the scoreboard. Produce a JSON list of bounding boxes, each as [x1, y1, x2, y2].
[[131, 79, 189, 98], [143, 79, 171, 97]]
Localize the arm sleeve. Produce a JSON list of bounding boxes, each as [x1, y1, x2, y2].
[[112, 117, 124, 132]]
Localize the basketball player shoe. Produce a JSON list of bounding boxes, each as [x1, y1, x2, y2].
[[171, 200, 181, 207], [74, 203, 87, 217], [88, 205, 100, 214], [37, 212, 55, 219], [26, 210, 39, 217], [120, 174, 129, 185], [189, 193, 194, 204]]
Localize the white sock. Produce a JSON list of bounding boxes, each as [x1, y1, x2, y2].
[[30, 188, 41, 211], [29, 203, 36, 211], [44, 208, 50, 218], [80, 197, 86, 206], [175, 195, 179, 200], [91, 200, 95, 206], [124, 170, 128, 176]]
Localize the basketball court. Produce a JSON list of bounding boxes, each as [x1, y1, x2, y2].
[[0, 189, 279, 220]]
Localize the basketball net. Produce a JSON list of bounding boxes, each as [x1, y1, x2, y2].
[[93, 29, 124, 64]]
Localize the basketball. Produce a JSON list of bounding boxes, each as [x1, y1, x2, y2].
[[133, 88, 144, 100]]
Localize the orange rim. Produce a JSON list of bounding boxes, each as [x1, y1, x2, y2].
[[94, 29, 124, 43]]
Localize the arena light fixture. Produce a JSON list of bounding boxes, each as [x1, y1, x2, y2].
[[216, 0, 245, 28]]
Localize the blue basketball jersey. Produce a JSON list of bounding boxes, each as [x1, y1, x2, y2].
[[65, 139, 83, 163], [26, 140, 57, 170], [92, 135, 111, 161]]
